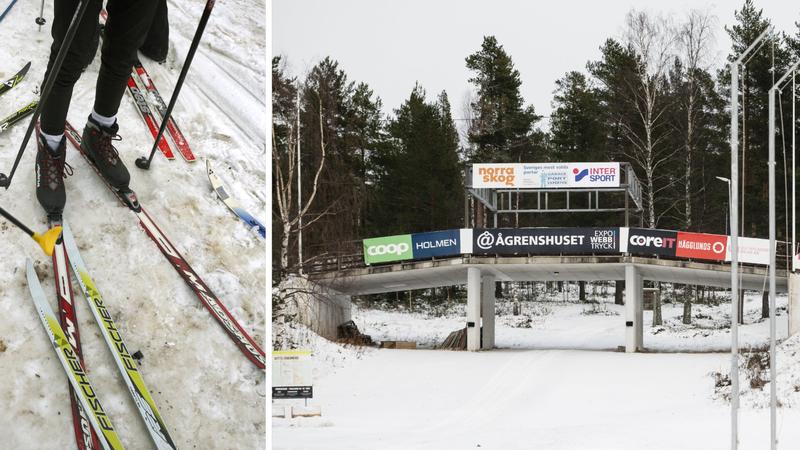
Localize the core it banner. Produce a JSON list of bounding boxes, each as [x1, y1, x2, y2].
[[471, 163, 620, 189], [472, 228, 619, 255], [675, 231, 727, 261], [623, 228, 678, 257]]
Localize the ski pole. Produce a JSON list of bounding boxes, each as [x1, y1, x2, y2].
[[35, 0, 45, 30], [0, 0, 20, 23], [136, 0, 216, 170], [0, 0, 90, 189], [0, 205, 62, 256]]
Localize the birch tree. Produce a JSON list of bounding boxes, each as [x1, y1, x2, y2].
[[621, 10, 678, 229], [676, 10, 715, 231]]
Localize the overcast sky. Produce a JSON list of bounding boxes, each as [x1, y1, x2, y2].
[[272, 0, 800, 127]]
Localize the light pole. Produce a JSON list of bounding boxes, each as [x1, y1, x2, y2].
[[728, 27, 772, 449], [717, 177, 731, 235], [767, 58, 800, 450]]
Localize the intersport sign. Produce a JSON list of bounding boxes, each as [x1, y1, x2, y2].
[[472, 228, 619, 255], [471, 162, 621, 189]]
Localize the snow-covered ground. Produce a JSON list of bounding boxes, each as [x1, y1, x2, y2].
[[0, 1, 266, 449], [273, 290, 799, 449]]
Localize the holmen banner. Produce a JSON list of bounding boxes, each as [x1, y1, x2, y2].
[[471, 162, 621, 189], [472, 228, 620, 255], [411, 229, 461, 259]]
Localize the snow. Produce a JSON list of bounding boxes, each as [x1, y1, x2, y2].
[[273, 289, 799, 449], [0, 1, 265, 449]]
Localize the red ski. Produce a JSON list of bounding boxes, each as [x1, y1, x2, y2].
[[133, 61, 196, 162], [52, 227, 101, 450], [126, 75, 174, 160], [63, 122, 265, 370]]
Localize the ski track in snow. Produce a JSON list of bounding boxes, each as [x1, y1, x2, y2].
[[0, 1, 266, 449], [275, 294, 800, 449]]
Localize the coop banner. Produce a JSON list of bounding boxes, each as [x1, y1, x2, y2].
[[471, 162, 621, 189], [472, 227, 620, 255], [411, 229, 461, 259], [363, 234, 413, 264]]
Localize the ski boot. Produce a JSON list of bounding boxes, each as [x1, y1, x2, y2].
[[81, 115, 131, 191], [35, 128, 71, 217]]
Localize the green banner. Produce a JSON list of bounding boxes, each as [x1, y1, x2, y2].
[[363, 234, 413, 264]]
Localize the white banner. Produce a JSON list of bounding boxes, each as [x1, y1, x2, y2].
[[471, 162, 621, 189], [725, 236, 770, 266]]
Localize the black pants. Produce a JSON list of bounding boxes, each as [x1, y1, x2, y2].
[[40, 0, 159, 136]]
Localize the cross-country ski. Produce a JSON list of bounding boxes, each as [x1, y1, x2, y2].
[[206, 159, 265, 238], [26, 259, 125, 450], [0, 100, 36, 132], [50, 217, 100, 450], [62, 222, 177, 450], [0, 61, 30, 96]]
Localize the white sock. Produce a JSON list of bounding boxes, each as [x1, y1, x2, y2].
[[40, 131, 64, 151], [91, 109, 116, 128]]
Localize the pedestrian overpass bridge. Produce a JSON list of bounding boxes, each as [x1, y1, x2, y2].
[[305, 227, 799, 353]]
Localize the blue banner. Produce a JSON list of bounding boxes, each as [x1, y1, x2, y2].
[[411, 229, 461, 259]]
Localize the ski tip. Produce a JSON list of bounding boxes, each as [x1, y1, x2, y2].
[[32, 225, 62, 256]]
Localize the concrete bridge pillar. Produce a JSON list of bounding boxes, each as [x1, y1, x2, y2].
[[481, 274, 496, 349], [467, 267, 482, 351], [625, 264, 643, 352]]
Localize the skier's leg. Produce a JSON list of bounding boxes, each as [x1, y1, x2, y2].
[[93, 0, 160, 119], [81, 0, 159, 190], [39, 0, 103, 136]]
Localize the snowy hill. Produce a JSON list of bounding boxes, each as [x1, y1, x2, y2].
[[0, 1, 266, 448]]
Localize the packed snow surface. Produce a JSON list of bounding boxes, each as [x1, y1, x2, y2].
[[0, 1, 266, 449], [274, 289, 799, 449]]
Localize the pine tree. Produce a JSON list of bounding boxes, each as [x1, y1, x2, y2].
[[465, 36, 542, 163], [371, 85, 463, 234], [549, 71, 606, 162], [299, 57, 385, 257]]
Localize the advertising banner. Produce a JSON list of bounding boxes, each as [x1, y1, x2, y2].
[[411, 229, 461, 259], [621, 228, 678, 257], [727, 237, 770, 266], [363, 234, 413, 265], [472, 227, 619, 255], [471, 162, 621, 189], [675, 231, 727, 261], [272, 350, 313, 399]]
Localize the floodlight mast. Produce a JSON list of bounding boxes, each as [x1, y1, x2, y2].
[[728, 25, 772, 450], [767, 58, 800, 450]]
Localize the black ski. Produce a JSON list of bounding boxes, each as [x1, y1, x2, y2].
[[0, 61, 31, 96], [0, 100, 37, 133]]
